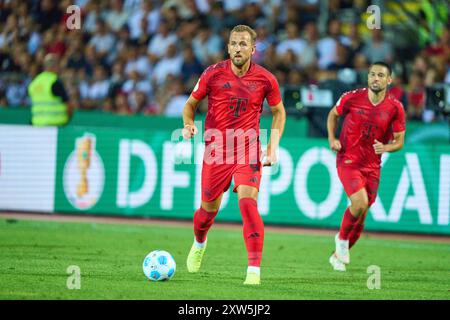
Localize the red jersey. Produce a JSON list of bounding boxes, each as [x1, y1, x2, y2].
[[335, 88, 406, 169], [192, 59, 281, 164]]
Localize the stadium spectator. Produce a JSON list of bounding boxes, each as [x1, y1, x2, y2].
[[122, 70, 153, 106], [88, 19, 117, 61], [147, 20, 178, 60], [79, 65, 110, 110], [389, 74, 407, 107], [406, 71, 426, 121], [192, 27, 223, 67], [104, 0, 130, 32], [163, 78, 189, 117], [317, 18, 350, 70], [180, 45, 203, 84], [327, 42, 352, 71], [128, 0, 161, 40], [64, 38, 90, 72], [362, 29, 394, 65], [297, 0, 320, 27], [43, 26, 67, 57], [276, 22, 307, 60], [83, 0, 103, 34], [34, 0, 62, 32], [0, 14, 19, 49], [113, 91, 131, 115], [298, 21, 319, 69], [28, 53, 72, 126], [346, 23, 364, 63], [152, 43, 183, 86], [206, 1, 237, 34], [253, 20, 276, 65], [124, 43, 153, 79]]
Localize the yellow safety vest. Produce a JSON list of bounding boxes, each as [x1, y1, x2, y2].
[[28, 71, 69, 126]]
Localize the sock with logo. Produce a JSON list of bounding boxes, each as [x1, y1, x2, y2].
[[239, 198, 264, 267]]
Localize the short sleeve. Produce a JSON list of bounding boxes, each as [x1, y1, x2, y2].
[[52, 80, 69, 102], [191, 67, 211, 101], [392, 102, 406, 132], [266, 74, 282, 106], [335, 91, 352, 115]]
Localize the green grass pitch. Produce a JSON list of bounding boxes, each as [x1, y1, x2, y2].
[[0, 217, 449, 300]]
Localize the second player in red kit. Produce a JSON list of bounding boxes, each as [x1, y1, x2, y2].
[[182, 25, 286, 284], [327, 62, 406, 271]]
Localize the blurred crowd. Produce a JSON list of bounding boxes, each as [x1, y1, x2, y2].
[[0, 0, 449, 120]]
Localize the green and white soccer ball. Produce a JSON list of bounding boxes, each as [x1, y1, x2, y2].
[[143, 250, 176, 281]]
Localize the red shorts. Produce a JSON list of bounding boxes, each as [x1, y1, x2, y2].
[[337, 165, 380, 206], [201, 162, 262, 202]]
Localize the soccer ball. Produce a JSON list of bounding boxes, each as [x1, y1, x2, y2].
[[142, 250, 176, 281]]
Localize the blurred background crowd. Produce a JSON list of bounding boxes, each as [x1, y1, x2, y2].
[[0, 0, 449, 121]]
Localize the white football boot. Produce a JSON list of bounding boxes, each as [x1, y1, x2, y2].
[[329, 253, 346, 272], [335, 233, 350, 264]]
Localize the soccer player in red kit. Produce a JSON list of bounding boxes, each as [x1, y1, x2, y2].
[[327, 62, 406, 271], [181, 25, 286, 284]]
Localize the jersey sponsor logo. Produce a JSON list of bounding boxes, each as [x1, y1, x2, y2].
[[229, 97, 249, 117], [361, 122, 378, 141]]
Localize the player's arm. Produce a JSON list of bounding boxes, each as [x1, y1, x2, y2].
[[264, 101, 286, 166], [327, 106, 342, 152], [373, 131, 405, 154], [182, 95, 201, 139]]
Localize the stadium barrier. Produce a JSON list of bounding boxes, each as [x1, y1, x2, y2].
[[1, 122, 449, 235]]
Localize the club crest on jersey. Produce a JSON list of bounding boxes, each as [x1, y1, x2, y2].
[[245, 81, 258, 92]]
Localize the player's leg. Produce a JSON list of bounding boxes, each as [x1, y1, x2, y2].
[[349, 169, 380, 249], [237, 185, 263, 285], [333, 166, 369, 265], [348, 210, 367, 249], [187, 195, 224, 273], [187, 162, 232, 273], [335, 188, 369, 263]]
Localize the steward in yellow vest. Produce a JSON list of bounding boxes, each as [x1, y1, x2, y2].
[[28, 54, 71, 126]]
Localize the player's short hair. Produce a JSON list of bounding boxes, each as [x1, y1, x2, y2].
[[230, 25, 257, 44], [369, 61, 392, 75]]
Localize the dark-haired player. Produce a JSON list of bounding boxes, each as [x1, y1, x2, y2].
[[181, 25, 286, 284], [327, 62, 406, 271]]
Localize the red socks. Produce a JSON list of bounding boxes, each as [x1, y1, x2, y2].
[[349, 223, 365, 249], [239, 198, 264, 267], [193, 207, 218, 243], [349, 213, 367, 248], [339, 208, 359, 240]]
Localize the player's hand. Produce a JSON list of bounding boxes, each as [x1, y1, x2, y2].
[[182, 124, 198, 140], [261, 149, 277, 166], [373, 139, 385, 154], [329, 139, 342, 152]]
